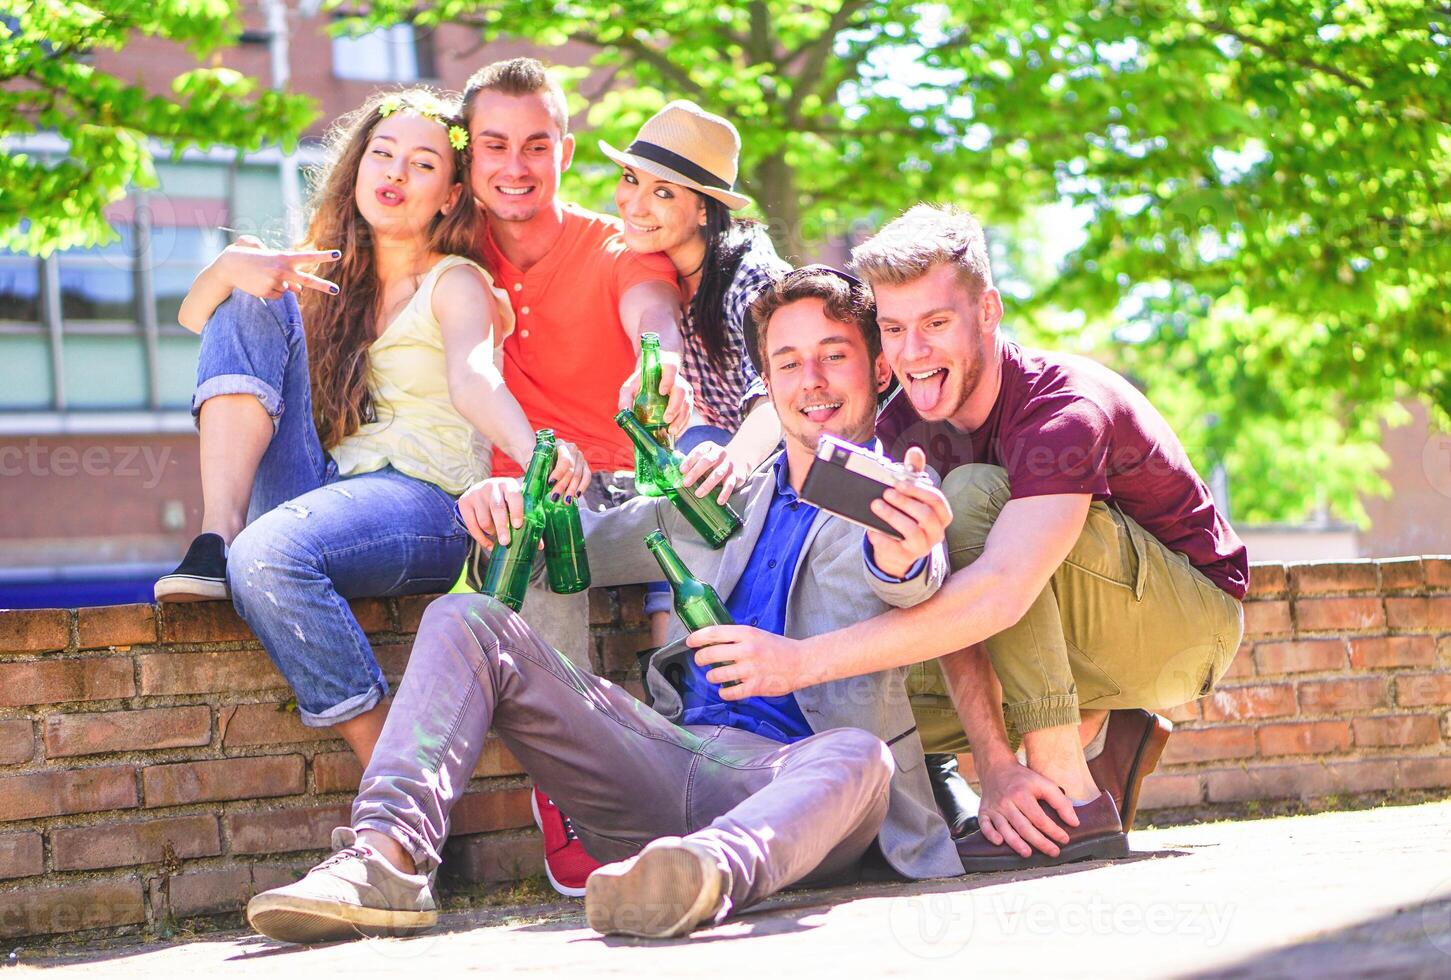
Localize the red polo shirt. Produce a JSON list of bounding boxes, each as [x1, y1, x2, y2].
[[479, 203, 678, 476]]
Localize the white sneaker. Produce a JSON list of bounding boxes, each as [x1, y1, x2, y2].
[[584, 837, 728, 938], [246, 828, 437, 944]]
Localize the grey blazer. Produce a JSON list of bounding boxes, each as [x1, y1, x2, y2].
[[578, 453, 965, 880]]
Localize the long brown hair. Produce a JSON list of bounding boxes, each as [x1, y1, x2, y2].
[[296, 88, 482, 449]]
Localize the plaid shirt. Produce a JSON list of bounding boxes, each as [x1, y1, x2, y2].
[[681, 230, 789, 432]]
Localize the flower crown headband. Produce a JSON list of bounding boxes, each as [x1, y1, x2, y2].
[[378, 95, 469, 152]]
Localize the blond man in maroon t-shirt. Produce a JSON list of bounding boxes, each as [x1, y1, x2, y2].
[[701, 204, 1247, 872]]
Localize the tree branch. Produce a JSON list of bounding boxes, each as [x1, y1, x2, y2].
[[786, 0, 872, 120], [1196, 18, 1371, 90], [566, 27, 706, 98]]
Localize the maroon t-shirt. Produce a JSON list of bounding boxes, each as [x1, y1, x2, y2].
[[876, 341, 1248, 599]]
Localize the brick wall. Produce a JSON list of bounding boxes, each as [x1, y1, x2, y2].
[[1131, 557, 1451, 812], [2, 559, 1449, 941], [0, 588, 651, 941]]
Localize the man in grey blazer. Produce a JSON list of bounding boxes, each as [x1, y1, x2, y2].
[[244, 267, 965, 945]]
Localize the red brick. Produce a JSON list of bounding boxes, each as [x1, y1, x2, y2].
[[1257, 721, 1352, 757], [1219, 643, 1255, 680], [1135, 773, 1203, 810], [1378, 558, 1425, 594], [1253, 639, 1347, 675], [617, 585, 648, 627], [0, 766, 138, 821], [225, 804, 351, 855], [0, 719, 34, 765], [0, 832, 42, 880], [440, 828, 544, 886], [589, 589, 615, 626], [312, 750, 362, 794], [397, 594, 437, 632], [76, 603, 157, 649], [350, 598, 392, 634], [143, 755, 303, 807], [1161, 726, 1256, 765], [1201, 683, 1298, 722], [1349, 636, 1437, 671], [1288, 561, 1378, 596], [1243, 600, 1292, 638], [599, 630, 651, 675], [450, 786, 533, 836], [0, 608, 70, 653], [1425, 557, 1451, 592], [51, 815, 220, 871], [0, 657, 135, 707], [219, 702, 336, 748], [1294, 596, 1385, 634], [44, 706, 211, 758], [157, 601, 253, 644], [1163, 700, 1201, 723], [1353, 714, 1442, 749], [1386, 596, 1451, 632], [1244, 563, 1287, 599], [137, 649, 282, 695], [1297, 677, 1389, 714], [151, 866, 253, 918], [1205, 759, 1397, 803], [375, 643, 411, 679], [1397, 673, 1451, 707], [474, 736, 525, 778], [0, 878, 145, 938], [1399, 756, 1451, 790]]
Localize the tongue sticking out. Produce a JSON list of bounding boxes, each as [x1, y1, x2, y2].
[[803, 406, 838, 424], [908, 369, 947, 413]]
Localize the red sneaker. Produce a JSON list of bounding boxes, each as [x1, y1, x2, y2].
[[532, 787, 601, 897]]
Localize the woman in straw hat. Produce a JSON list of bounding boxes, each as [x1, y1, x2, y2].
[[602, 100, 789, 472]]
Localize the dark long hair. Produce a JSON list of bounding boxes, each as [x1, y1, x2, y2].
[[296, 89, 482, 449], [688, 196, 758, 371]]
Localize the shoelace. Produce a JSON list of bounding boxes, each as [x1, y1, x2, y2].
[[559, 812, 579, 845], [312, 845, 370, 873]]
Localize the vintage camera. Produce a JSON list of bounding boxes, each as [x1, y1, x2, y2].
[[800, 434, 927, 539]]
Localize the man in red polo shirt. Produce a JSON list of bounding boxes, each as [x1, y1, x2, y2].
[[457, 56, 689, 899]]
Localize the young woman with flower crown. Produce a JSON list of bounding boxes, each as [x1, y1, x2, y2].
[[153, 89, 590, 763]]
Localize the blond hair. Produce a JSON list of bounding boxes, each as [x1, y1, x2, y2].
[[849, 203, 994, 296]]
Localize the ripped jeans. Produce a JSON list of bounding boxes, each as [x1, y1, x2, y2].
[[194, 290, 469, 726]]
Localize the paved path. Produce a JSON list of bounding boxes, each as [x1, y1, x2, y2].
[[21, 801, 1451, 978]]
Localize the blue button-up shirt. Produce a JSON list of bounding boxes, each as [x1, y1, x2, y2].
[[679, 454, 815, 743]]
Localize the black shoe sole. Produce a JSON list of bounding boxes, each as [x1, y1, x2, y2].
[[958, 833, 1129, 873]]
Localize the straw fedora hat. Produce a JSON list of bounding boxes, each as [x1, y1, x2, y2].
[[599, 100, 752, 211]]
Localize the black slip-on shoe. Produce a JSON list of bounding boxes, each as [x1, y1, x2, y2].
[[154, 532, 229, 602]]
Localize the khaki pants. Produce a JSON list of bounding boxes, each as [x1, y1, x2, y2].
[[912, 464, 1244, 754]]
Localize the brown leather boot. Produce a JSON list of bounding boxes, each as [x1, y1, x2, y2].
[[956, 792, 1128, 872], [1086, 709, 1172, 832]]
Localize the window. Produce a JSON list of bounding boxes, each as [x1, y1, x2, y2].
[[332, 23, 435, 82], [0, 247, 41, 325]]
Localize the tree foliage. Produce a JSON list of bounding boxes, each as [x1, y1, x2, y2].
[[357, 0, 1447, 524], [0, 0, 315, 254]]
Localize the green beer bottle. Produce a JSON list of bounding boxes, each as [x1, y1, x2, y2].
[[645, 529, 737, 687], [631, 332, 673, 497], [615, 410, 742, 549], [644, 529, 731, 629], [542, 497, 590, 594], [478, 429, 556, 612]]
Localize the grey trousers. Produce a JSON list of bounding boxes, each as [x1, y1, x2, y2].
[[352, 594, 893, 919]]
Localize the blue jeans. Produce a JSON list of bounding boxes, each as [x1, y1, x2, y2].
[[644, 423, 734, 617], [194, 290, 469, 726]]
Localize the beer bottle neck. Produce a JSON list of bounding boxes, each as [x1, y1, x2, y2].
[[646, 535, 692, 588]]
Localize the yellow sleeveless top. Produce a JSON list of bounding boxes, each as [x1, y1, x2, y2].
[[330, 255, 516, 495]]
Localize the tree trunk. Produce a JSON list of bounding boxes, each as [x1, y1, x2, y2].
[[756, 149, 806, 262]]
